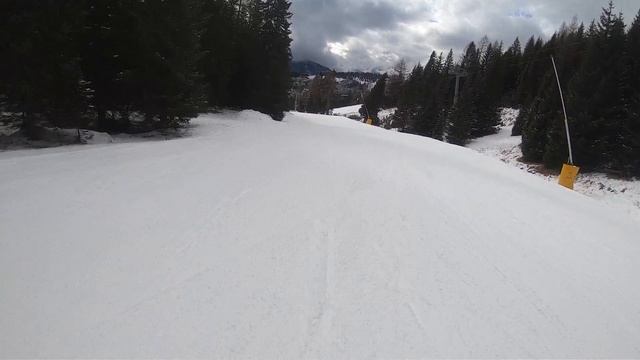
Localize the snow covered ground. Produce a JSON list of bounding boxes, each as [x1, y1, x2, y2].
[[2, 110, 640, 358], [469, 108, 640, 218], [331, 104, 362, 118], [331, 105, 396, 124], [378, 107, 397, 123]]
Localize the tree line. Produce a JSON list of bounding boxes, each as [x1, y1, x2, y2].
[[0, 0, 292, 138], [363, 2, 640, 176]]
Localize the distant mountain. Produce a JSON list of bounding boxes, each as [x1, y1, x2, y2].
[[353, 66, 393, 75], [291, 61, 331, 75]]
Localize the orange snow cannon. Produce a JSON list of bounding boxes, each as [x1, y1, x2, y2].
[[558, 163, 580, 190]]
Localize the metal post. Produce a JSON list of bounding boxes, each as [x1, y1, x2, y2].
[[451, 67, 467, 107], [453, 75, 461, 106], [360, 91, 371, 121], [551, 55, 574, 165]]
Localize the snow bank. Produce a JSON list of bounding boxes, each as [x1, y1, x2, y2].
[[331, 104, 362, 118], [1, 110, 640, 358], [469, 108, 640, 218]]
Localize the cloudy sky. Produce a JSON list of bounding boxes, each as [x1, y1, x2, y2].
[[290, 0, 640, 71]]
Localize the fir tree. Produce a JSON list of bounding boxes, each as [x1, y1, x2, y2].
[[253, 0, 293, 120], [621, 9, 640, 175], [566, 1, 627, 171], [360, 74, 387, 125], [1, 0, 87, 137], [393, 64, 424, 131]]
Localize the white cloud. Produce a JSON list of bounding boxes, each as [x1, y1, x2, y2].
[[290, 0, 640, 71]]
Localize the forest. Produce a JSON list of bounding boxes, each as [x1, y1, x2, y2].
[[0, 0, 292, 137], [362, 2, 640, 176]]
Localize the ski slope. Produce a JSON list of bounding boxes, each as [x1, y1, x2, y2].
[[1, 111, 640, 358]]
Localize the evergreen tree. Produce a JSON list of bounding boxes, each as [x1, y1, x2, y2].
[[385, 59, 407, 108], [1, 0, 87, 137], [502, 37, 522, 105], [566, 1, 627, 171], [621, 9, 640, 175], [393, 64, 424, 131], [132, 0, 201, 128], [446, 43, 478, 145], [411, 51, 442, 136], [360, 74, 387, 125], [199, 0, 239, 107], [252, 0, 293, 120], [473, 41, 503, 137], [308, 72, 336, 114]]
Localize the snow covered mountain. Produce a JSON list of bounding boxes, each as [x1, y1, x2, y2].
[[1, 111, 639, 358], [291, 60, 332, 75]]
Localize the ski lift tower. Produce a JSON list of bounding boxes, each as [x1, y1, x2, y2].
[[451, 65, 468, 106]]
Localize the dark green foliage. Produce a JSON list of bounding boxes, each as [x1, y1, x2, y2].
[[395, 50, 453, 140], [623, 10, 640, 174], [447, 103, 472, 146], [197, 0, 292, 120], [501, 37, 522, 106], [251, 0, 293, 120], [397, 39, 504, 145], [0, 0, 293, 137], [0, 0, 87, 137], [308, 72, 337, 114], [393, 63, 424, 131], [519, 2, 639, 174], [199, 0, 238, 107], [385, 59, 407, 108], [360, 74, 387, 125], [130, 0, 202, 128], [394, 2, 640, 175]]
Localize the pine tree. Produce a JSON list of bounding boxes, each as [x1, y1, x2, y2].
[[447, 42, 479, 145], [385, 59, 407, 108], [308, 72, 336, 114], [394, 64, 423, 131], [473, 41, 503, 137], [565, 1, 627, 171], [502, 37, 522, 105], [199, 0, 239, 107], [411, 51, 441, 136], [255, 0, 293, 120], [1, 0, 87, 137], [81, 0, 123, 131], [134, 0, 201, 128], [360, 74, 387, 125], [621, 9, 640, 175]]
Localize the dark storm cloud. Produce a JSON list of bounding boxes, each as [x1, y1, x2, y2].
[[290, 0, 432, 69], [290, 0, 640, 71]]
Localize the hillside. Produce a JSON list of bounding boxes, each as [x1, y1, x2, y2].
[[1, 111, 640, 358], [469, 108, 640, 217], [291, 60, 332, 75]]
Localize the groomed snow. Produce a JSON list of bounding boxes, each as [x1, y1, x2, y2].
[[1, 111, 640, 358]]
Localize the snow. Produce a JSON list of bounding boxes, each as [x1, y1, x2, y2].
[[378, 107, 396, 121], [330, 105, 396, 123], [80, 129, 114, 145], [2, 110, 640, 358], [0, 122, 20, 137], [469, 108, 640, 218], [331, 104, 362, 118]]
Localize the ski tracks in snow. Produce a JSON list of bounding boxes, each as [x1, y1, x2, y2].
[[302, 219, 341, 357]]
